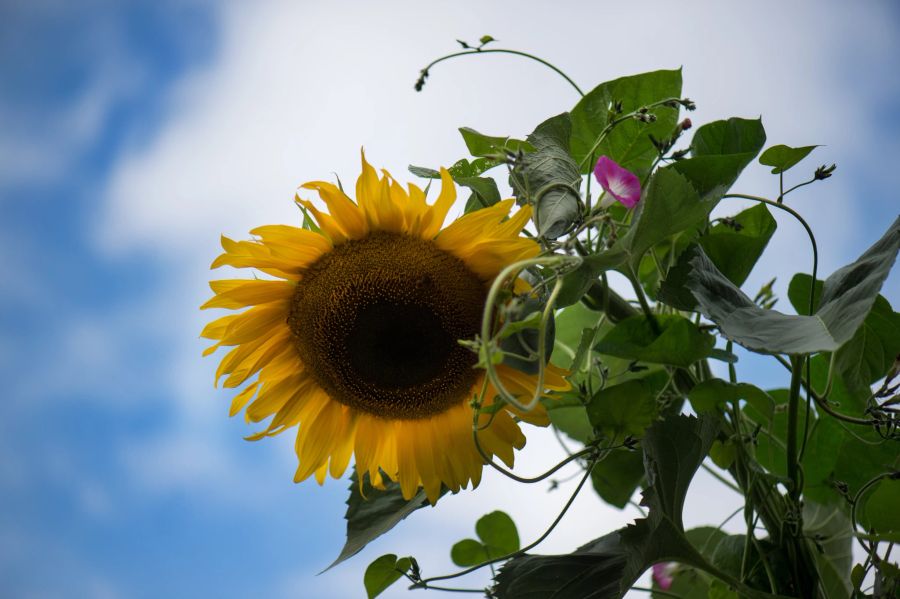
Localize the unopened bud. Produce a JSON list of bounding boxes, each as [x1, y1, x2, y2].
[[680, 118, 692, 131]]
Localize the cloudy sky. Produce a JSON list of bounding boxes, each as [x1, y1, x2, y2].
[[1, 1, 898, 597]]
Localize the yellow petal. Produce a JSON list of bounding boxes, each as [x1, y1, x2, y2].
[[421, 168, 457, 239]]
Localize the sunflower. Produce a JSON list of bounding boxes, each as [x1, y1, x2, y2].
[[201, 152, 569, 503]]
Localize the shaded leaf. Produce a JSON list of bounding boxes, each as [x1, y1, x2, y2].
[[329, 469, 443, 569], [596, 314, 715, 368], [858, 478, 900, 539], [759, 144, 818, 174], [686, 217, 900, 354], [688, 378, 775, 425], [804, 502, 852, 599], [364, 554, 411, 599], [451, 539, 487, 567], [590, 448, 645, 508], [700, 203, 777, 286], [587, 379, 658, 439]]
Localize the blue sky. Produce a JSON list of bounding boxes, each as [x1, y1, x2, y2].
[[1, 2, 898, 598]]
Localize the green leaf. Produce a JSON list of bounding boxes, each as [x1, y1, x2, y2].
[[699, 204, 777, 286], [587, 379, 658, 439], [569, 69, 682, 176], [787, 273, 824, 315], [450, 539, 487, 567], [858, 478, 900, 538], [596, 314, 715, 368], [551, 302, 604, 368], [688, 378, 775, 425], [509, 113, 581, 239], [658, 244, 702, 311], [622, 167, 708, 268], [671, 118, 766, 202], [556, 249, 629, 307], [833, 295, 900, 393], [759, 144, 819, 174], [458, 176, 502, 213], [459, 127, 533, 157], [329, 469, 442, 569], [590, 448, 645, 508], [476, 511, 520, 556], [686, 217, 900, 354], [804, 502, 852, 599], [364, 554, 411, 599], [548, 405, 593, 444]]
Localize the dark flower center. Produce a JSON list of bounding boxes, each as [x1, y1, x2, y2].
[[288, 232, 486, 419]]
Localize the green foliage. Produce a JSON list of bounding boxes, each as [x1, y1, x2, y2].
[[587, 377, 660, 439], [451, 511, 520, 566], [687, 217, 900, 354], [364, 554, 412, 599], [595, 313, 715, 368], [344, 53, 900, 599], [759, 144, 818, 174]]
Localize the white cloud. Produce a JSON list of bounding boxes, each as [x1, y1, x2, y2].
[[88, 0, 900, 594]]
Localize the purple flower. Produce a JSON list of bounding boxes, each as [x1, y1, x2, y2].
[[594, 155, 641, 208], [652, 562, 675, 591]]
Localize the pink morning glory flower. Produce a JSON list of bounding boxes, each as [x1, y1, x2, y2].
[[652, 562, 676, 591], [594, 155, 641, 208]]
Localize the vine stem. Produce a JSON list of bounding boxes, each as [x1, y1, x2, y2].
[[480, 256, 580, 413], [413, 456, 598, 587], [786, 355, 804, 502], [418, 48, 584, 96]]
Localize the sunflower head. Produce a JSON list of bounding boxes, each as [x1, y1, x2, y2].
[[201, 151, 568, 503]]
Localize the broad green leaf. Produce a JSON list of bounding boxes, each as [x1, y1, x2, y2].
[[658, 244, 702, 311], [596, 314, 715, 368], [329, 469, 443, 569], [458, 176, 502, 213], [686, 217, 900, 354], [858, 479, 900, 538], [548, 405, 593, 443], [759, 144, 818, 174], [833, 295, 900, 393], [709, 439, 736, 469], [476, 511, 520, 556], [551, 302, 604, 369], [569, 69, 682, 176], [688, 378, 775, 424], [451, 539, 487, 567], [622, 167, 708, 268], [364, 554, 412, 599], [587, 379, 658, 439], [671, 117, 766, 202], [699, 203, 777, 286], [590, 448, 645, 508], [509, 113, 581, 239], [804, 502, 852, 599], [459, 127, 533, 157], [495, 415, 735, 599], [786, 273, 824, 315]]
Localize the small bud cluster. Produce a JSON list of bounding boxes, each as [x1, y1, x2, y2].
[[814, 163, 836, 180]]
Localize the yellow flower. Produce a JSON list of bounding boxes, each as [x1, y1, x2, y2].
[[201, 152, 569, 503]]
